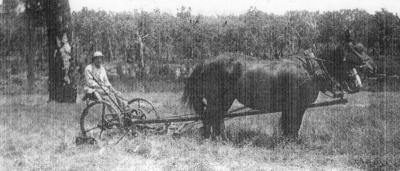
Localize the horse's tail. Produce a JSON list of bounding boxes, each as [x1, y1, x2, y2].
[[182, 64, 204, 110]]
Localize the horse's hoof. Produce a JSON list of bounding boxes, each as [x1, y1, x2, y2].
[[75, 136, 97, 145], [172, 132, 181, 139]]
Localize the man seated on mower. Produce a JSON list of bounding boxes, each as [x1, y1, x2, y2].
[[83, 51, 128, 112]]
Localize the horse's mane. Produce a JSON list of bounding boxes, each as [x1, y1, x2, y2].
[[182, 52, 252, 109]]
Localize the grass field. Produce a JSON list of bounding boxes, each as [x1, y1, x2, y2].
[[0, 91, 399, 170]]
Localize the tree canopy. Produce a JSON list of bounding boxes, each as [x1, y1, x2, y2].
[[1, 1, 400, 75]]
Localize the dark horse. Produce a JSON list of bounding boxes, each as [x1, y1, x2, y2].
[[182, 42, 376, 139]]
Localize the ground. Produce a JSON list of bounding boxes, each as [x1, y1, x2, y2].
[[0, 91, 399, 170]]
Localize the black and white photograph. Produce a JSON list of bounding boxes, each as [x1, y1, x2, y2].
[[0, 0, 399, 170]]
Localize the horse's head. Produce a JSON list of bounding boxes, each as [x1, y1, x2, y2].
[[351, 43, 378, 77], [318, 42, 377, 94]]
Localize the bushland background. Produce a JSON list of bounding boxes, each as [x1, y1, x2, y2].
[[1, 3, 400, 93]]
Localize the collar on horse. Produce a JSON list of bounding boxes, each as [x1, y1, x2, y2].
[[345, 42, 370, 64], [294, 53, 341, 98]]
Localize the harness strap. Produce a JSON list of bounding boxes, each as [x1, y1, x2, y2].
[[294, 55, 340, 97]]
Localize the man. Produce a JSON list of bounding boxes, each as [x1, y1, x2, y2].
[[84, 51, 128, 111]]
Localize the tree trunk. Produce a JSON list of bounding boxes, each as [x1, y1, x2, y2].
[[41, 27, 46, 68], [74, 33, 79, 64], [158, 30, 161, 59], [46, 0, 77, 103], [124, 37, 130, 62], [135, 31, 145, 81], [107, 33, 114, 61], [136, 31, 145, 69], [6, 15, 12, 56], [26, 13, 35, 94]]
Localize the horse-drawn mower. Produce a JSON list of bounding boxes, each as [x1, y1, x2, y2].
[[75, 43, 376, 145], [75, 89, 348, 145]]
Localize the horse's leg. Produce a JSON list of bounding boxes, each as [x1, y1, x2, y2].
[[212, 91, 235, 141], [202, 111, 212, 139], [205, 105, 218, 140], [203, 121, 211, 139], [193, 97, 211, 139], [280, 82, 307, 139], [202, 82, 236, 140], [211, 109, 224, 141], [292, 108, 306, 138], [281, 104, 307, 138], [200, 97, 220, 140], [214, 117, 229, 141]]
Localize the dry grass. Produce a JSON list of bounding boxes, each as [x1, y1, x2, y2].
[[0, 91, 399, 170]]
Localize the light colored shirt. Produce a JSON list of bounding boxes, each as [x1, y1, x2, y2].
[[84, 64, 111, 94]]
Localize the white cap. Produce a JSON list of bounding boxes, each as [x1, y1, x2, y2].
[[93, 51, 104, 57]]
